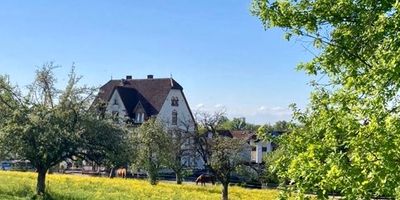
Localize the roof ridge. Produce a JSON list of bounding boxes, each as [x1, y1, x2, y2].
[[111, 77, 173, 81]]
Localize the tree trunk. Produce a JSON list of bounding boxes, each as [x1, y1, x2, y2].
[[109, 167, 115, 178], [222, 182, 228, 200], [148, 171, 157, 185], [176, 172, 182, 184], [36, 168, 48, 195]]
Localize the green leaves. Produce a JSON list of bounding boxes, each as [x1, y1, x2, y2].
[[252, 0, 400, 198], [134, 118, 170, 185], [0, 64, 130, 194]]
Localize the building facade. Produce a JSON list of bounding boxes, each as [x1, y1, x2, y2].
[[94, 75, 201, 168]]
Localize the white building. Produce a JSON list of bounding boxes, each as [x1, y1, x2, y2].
[[249, 131, 283, 163], [94, 75, 200, 168], [214, 130, 278, 164]]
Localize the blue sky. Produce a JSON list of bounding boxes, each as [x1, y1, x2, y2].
[[0, 0, 314, 124]]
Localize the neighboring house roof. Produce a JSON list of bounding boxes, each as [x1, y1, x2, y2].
[[208, 130, 286, 141], [230, 130, 256, 141], [215, 130, 256, 141], [94, 77, 190, 119]]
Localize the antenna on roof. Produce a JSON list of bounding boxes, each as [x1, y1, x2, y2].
[[110, 75, 113, 80]]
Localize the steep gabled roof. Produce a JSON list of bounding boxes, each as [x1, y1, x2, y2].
[[93, 78, 183, 117], [111, 87, 157, 118]]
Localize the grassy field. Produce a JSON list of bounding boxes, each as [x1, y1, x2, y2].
[[0, 171, 279, 200]]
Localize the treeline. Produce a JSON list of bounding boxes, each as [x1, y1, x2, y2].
[[197, 112, 292, 133]]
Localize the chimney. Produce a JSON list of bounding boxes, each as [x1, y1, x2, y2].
[[126, 75, 132, 80], [147, 75, 154, 79]]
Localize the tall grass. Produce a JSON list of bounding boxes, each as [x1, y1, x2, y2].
[[0, 171, 278, 200]]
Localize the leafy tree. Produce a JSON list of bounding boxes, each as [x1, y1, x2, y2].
[[230, 117, 247, 130], [261, 150, 281, 185], [257, 124, 274, 141], [195, 109, 228, 133], [257, 121, 292, 141], [194, 109, 227, 168], [220, 117, 260, 132], [273, 121, 290, 132], [252, 0, 400, 199], [244, 122, 261, 132], [134, 118, 169, 185], [209, 136, 249, 200], [0, 64, 128, 195], [0, 75, 18, 160], [194, 110, 250, 200], [164, 120, 196, 184], [89, 122, 135, 175]]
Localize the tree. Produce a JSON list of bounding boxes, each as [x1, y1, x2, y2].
[[86, 121, 135, 175], [273, 121, 290, 132], [0, 75, 19, 160], [0, 64, 129, 195], [194, 110, 250, 200], [257, 120, 292, 141], [230, 117, 247, 130], [164, 119, 196, 184], [195, 109, 227, 133], [219, 117, 261, 132], [194, 109, 227, 168], [209, 136, 249, 200], [252, 0, 400, 199], [134, 118, 169, 185]]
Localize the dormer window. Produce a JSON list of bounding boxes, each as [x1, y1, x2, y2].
[[171, 96, 179, 106], [113, 98, 118, 105]]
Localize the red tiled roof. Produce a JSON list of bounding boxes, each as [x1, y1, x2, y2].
[[216, 130, 255, 141], [93, 78, 183, 117], [230, 130, 255, 140]]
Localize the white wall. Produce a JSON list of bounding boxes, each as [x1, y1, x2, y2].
[[157, 89, 200, 168], [157, 89, 195, 132], [250, 139, 272, 163], [105, 89, 203, 169], [105, 90, 127, 119]]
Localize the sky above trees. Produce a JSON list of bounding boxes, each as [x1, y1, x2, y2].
[[0, 0, 314, 124]]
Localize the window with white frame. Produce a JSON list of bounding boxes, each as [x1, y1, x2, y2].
[[135, 112, 145, 123]]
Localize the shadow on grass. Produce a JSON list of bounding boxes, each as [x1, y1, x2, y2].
[[0, 184, 33, 199], [0, 188, 83, 200], [30, 193, 55, 200], [32, 192, 85, 200]]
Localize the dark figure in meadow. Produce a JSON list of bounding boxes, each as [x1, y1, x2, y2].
[[195, 174, 215, 186]]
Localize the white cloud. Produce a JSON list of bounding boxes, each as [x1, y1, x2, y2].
[[258, 106, 267, 111], [257, 106, 291, 116], [214, 104, 224, 108], [195, 103, 204, 109]]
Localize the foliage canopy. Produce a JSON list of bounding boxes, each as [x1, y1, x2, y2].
[[252, 0, 400, 199], [0, 64, 129, 195]]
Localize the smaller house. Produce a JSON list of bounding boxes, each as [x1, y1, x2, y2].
[[214, 130, 283, 164]]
